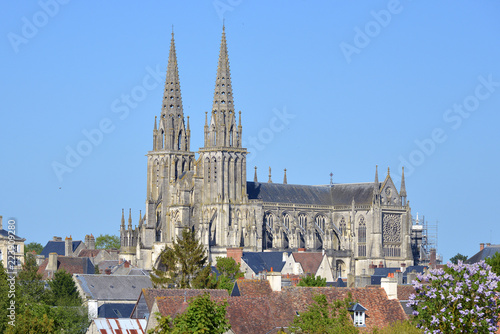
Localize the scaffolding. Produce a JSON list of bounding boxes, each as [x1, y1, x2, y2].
[[411, 213, 439, 265]]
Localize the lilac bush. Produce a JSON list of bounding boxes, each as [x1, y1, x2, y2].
[[408, 260, 500, 333]]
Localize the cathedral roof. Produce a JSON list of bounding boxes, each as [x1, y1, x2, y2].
[[246, 182, 376, 206]]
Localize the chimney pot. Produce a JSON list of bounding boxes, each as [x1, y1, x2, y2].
[[104, 268, 111, 275], [480, 243, 485, 251]]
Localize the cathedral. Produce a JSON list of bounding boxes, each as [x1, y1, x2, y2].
[[120, 27, 414, 277]]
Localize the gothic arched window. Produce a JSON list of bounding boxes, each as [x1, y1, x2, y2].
[[316, 215, 326, 232], [283, 214, 290, 230], [299, 214, 307, 229], [358, 217, 366, 243], [339, 217, 346, 235]]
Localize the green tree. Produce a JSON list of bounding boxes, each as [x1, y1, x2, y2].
[[372, 320, 423, 334], [24, 242, 43, 255], [0, 263, 12, 333], [150, 293, 231, 334], [298, 274, 327, 287], [213, 257, 244, 292], [95, 234, 120, 249], [17, 253, 49, 304], [5, 307, 54, 334], [485, 251, 500, 277], [291, 293, 359, 334], [151, 229, 208, 288], [48, 269, 82, 306], [449, 252, 468, 264]]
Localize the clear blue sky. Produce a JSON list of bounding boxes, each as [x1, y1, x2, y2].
[[1, 1, 499, 262]]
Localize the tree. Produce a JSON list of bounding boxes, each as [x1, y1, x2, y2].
[[150, 293, 231, 334], [24, 242, 43, 255], [372, 320, 423, 334], [48, 269, 82, 306], [151, 229, 208, 288], [291, 293, 359, 334], [212, 257, 244, 292], [95, 234, 120, 249], [449, 253, 468, 264], [17, 253, 49, 304], [298, 274, 327, 287], [408, 260, 500, 333], [5, 307, 54, 334], [485, 251, 500, 277]]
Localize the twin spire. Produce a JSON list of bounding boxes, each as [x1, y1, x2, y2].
[[154, 26, 241, 151]]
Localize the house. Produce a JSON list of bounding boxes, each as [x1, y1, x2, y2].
[[86, 318, 146, 334], [131, 288, 229, 321], [235, 251, 289, 279], [281, 250, 335, 282], [230, 279, 273, 297], [78, 248, 119, 267], [467, 243, 500, 264], [145, 286, 407, 333], [74, 274, 153, 318], [0, 216, 25, 272], [40, 236, 87, 258], [37, 252, 94, 279]]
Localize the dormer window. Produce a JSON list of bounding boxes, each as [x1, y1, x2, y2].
[[349, 303, 367, 327]]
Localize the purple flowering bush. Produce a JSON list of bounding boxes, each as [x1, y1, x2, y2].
[[408, 260, 500, 333]]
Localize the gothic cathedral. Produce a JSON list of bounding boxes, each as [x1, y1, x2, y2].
[[120, 27, 414, 277]]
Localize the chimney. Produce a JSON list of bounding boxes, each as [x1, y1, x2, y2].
[[47, 253, 58, 272], [124, 261, 130, 268], [53, 236, 62, 241], [104, 268, 112, 275], [381, 276, 398, 299], [378, 261, 384, 268], [430, 248, 436, 268], [88, 300, 98, 319], [298, 248, 306, 253], [486, 243, 491, 247], [65, 236, 73, 257], [267, 272, 281, 291], [226, 248, 243, 264], [480, 243, 485, 251], [89, 234, 95, 250]]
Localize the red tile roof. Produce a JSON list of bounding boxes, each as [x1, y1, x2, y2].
[[233, 279, 273, 296], [292, 252, 324, 274], [397, 285, 415, 301], [153, 286, 407, 333], [141, 288, 229, 313], [37, 256, 94, 279], [78, 249, 101, 258]]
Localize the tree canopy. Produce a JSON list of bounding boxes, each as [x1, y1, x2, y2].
[[449, 253, 468, 265], [298, 274, 327, 287], [291, 293, 359, 334], [151, 228, 208, 288], [150, 293, 230, 334], [485, 251, 500, 277], [24, 242, 44, 255], [95, 234, 120, 249]]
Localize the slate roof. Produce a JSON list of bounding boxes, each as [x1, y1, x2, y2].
[[292, 252, 324, 274], [231, 279, 273, 297], [0, 229, 24, 240], [37, 256, 94, 279], [74, 274, 152, 301], [40, 240, 83, 257], [397, 285, 416, 316], [329, 277, 347, 287], [467, 245, 500, 264], [241, 252, 287, 274], [98, 303, 135, 318], [155, 286, 407, 333], [246, 182, 376, 206]]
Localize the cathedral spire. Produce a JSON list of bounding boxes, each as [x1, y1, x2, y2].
[[128, 208, 132, 229], [156, 30, 189, 151], [400, 166, 407, 204], [206, 25, 238, 148]]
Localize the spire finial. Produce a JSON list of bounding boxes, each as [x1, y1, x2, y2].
[[400, 166, 407, 198], [121, 209, 125, 228], [254, 166, 258, 183], [387, 167, 390, 176], [172, 24, 174, 36], [283, 168, 287, 184], [128, 208, 132, 229], [268, 167, 272, 183], [374, 165, 380, 196], [330, 172, 333, 186]]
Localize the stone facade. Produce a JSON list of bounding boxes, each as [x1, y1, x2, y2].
[[120, 27, 414, 277]]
